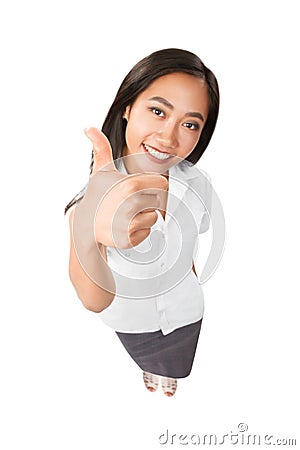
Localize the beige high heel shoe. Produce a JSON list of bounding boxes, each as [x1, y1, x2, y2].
[[143, 371, 160, 392], [161, 376, 177, 397]]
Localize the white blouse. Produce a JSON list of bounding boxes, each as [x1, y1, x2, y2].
[[98, 159, 212, 335]]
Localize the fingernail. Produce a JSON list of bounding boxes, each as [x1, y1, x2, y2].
[[84, 127, 92, 138]]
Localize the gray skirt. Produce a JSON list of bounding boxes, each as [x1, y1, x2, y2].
[[115, 319, 202, 379]]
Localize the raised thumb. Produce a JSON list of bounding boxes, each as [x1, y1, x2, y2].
[[84, 127, 116, 174]]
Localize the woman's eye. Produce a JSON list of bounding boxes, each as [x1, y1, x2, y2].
[[183, 122, 200, 130], [150, 107, 164, 117]]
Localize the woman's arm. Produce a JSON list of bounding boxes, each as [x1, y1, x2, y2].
[[67, 128, 165, 312], [68, 208, 115, 313]]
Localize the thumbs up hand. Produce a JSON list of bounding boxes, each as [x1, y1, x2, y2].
[[85, 127, 117, 175], [79, 127, 168, 249]]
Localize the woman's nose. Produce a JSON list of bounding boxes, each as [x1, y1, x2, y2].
[[156, 121, 178, 149]]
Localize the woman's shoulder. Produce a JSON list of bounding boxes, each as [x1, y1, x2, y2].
[[170, 160, 211, 185]]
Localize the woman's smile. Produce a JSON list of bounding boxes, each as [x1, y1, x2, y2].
[[122, 72, 209, 174], [142, 143, 173, 163]]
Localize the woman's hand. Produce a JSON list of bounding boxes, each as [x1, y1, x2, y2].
[[80, 127, 168, 249]]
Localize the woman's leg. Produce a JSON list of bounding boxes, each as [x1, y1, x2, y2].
[[142, 371, 159, 392], [161, 376, 177, 397], [142, 371, 177, 397]]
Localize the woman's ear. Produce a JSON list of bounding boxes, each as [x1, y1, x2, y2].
[[123, 105, 130, 121]]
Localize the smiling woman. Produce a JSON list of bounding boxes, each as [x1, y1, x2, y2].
[[65, 48, 220, 397], [122, 72, 210, 173], [100, 48, 219, 170]]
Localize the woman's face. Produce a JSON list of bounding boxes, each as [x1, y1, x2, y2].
[[123, 72, 210, 173]]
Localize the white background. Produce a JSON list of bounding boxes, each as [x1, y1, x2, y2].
[[0, 1, 299, 449]]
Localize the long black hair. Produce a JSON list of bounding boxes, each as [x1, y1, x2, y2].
[[65, 48, 219, 214]]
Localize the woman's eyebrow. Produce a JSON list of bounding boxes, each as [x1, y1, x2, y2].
[[185, 111, 204, 122], [148, 96, 174, 110], [147, 96, 204, 122]]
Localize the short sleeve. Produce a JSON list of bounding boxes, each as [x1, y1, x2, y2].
[[65, 183, 88, 218], [198, 169, 212, 234]]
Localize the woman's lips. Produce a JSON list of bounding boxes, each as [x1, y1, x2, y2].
[[143, 143, 170, 154], [142, 143, 173, 164]]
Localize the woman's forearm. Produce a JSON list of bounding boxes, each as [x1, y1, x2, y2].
[[68, 208, 115, 312]]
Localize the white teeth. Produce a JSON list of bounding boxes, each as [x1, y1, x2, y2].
[[143, 144, 172, 160]]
